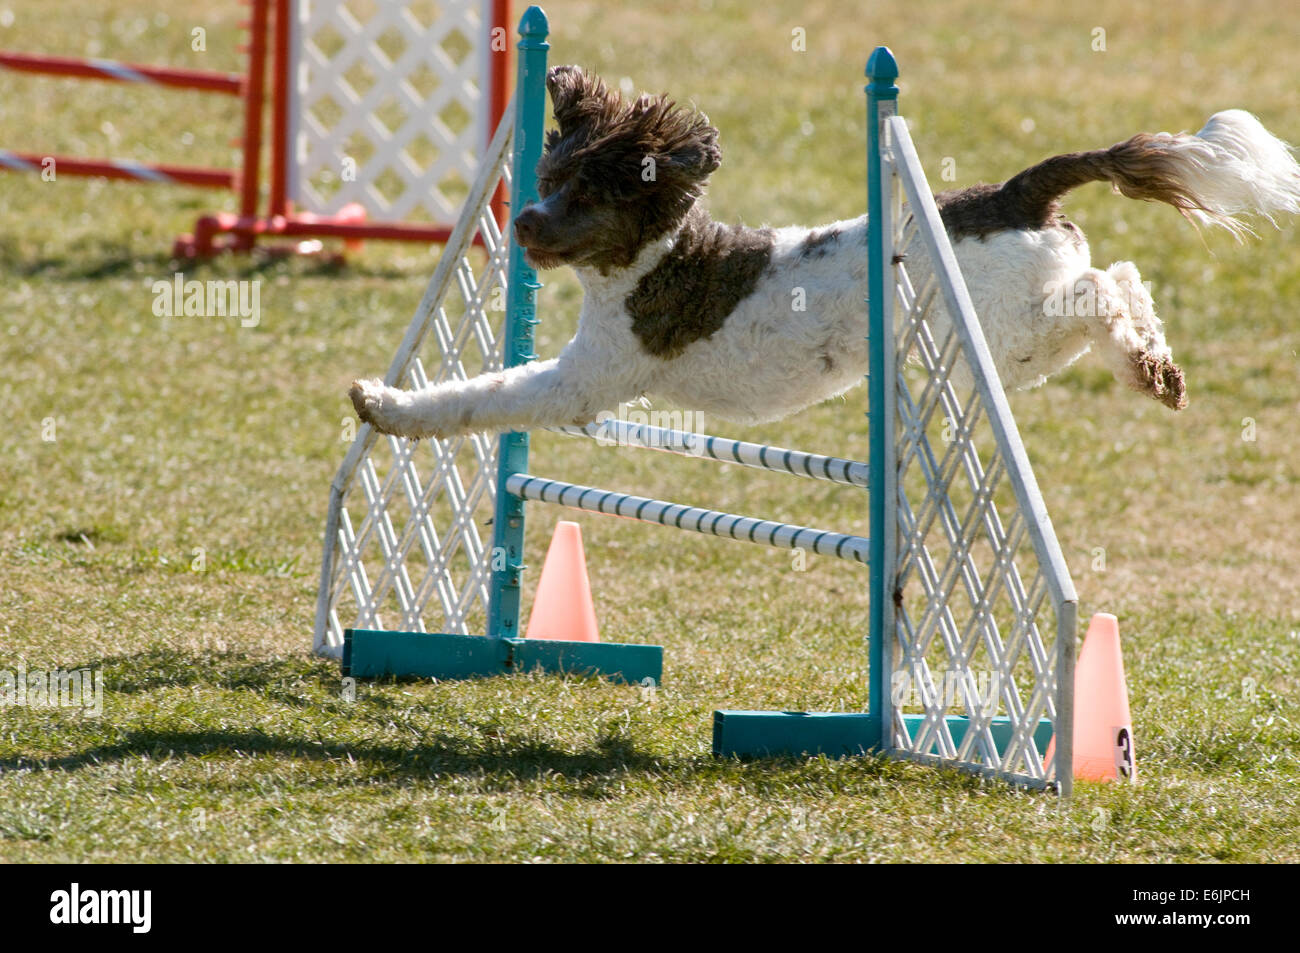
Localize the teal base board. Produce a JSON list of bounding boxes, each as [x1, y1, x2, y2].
[[342, 629, 662, 685], [712, 711, 882, 758], [713, 710, 1054, 759]]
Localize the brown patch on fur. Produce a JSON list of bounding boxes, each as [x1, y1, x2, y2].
[[820, 349, 837, 373], [625, 206, 774, 358], [1134, 351, 1188, 410], [800, 227, 841, 259], [936, 182, 1086, 241], [936, 131, 1212, 242]]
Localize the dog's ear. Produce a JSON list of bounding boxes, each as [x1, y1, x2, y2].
[[547, 65, 617, 135], [661, 118, 721, 181], [642, 98, 721, 183]]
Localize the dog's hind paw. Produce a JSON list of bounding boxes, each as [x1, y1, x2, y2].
[[1134, 352, 1188, 410]]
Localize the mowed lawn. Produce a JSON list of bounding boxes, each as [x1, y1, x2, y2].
[[0, 0, 1297, 862]]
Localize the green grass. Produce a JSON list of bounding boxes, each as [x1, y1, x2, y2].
[[1, 0, 1298, 862]]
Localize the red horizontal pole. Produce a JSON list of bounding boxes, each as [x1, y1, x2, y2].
[[0, 50, 242, 95], [0, 151, 235, 188], [275, 218, 455, 243], [183, 212, 458, 243]]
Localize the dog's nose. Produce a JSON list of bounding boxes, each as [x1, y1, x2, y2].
[[513, 207, 544, 245]]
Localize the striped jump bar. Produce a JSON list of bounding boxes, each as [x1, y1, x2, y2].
[[0, 52, 243, 95], [0, 150, 235, 188], [551, 420, 870, 488], [506, 474, 871, 564]]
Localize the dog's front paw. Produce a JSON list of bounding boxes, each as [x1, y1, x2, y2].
[[348, 378, 470, 439], [348, 378, 433, 437], [349, 378, 387, 430]]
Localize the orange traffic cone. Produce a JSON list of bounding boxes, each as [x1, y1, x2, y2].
[[524, 521, 599, 642], [1046, 613, 1136, 782]]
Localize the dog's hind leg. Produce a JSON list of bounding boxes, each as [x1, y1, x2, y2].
[[350, 355, 643, 440], [1074, 262, 1187, 410]]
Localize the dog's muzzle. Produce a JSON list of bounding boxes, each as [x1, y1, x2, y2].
[[512, 206, 545, 247]]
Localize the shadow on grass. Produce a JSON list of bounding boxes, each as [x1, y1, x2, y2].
[[0, 724, 904, 797], [12, 647, 902, 794], [0, 726, 671, 788], [84, 647, 332, 712]]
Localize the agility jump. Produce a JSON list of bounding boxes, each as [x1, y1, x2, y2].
[[318, 6, 1082, 792]]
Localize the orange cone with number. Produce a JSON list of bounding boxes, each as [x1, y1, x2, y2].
[[524, 521, 599, 642], [1046, 613, 1136, 782]]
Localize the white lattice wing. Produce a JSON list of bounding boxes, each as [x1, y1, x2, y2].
[[884, 115, 1077, 789], [314, 99, 515, 657], [290, 0, 495, 222]]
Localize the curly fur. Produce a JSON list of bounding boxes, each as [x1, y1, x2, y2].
[[351, 67, 1300, 440], [516, 65, 722, 273], [625, 206, 775, 358]]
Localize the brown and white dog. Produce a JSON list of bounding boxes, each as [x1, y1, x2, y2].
[[350, 65, 1300, 439]]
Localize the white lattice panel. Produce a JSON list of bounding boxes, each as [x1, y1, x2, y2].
[[315, 101, 514, 655], [883, 115, 1077, 789], [290, 0, 497, 223]]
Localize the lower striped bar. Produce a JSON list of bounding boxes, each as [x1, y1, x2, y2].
[[506, 473, 870, 564]]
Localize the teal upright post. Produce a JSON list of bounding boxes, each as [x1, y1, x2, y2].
[[865, 46, 898, 752], [711, 48, 905, 760], [487, 6, 550, 641]]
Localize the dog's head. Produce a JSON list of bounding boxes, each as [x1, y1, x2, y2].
[[512, 65, 721, 272]]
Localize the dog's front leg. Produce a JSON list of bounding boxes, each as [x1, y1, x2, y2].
[[350, 356, 640, 440]]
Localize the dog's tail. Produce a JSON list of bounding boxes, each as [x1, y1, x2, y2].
[[1001, 110, 1300, 239]]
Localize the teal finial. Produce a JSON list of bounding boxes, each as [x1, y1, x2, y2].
[[519, 5, 549, 42], [866, 46, 899, 99]]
